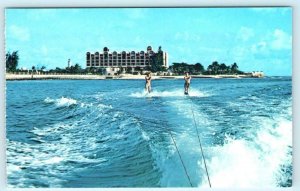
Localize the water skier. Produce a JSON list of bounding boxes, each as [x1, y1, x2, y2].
[[145, 72, 152, 93], [184, 72, 191, 95]]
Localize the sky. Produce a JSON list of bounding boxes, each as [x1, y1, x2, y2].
[[5, 7, 292, 76]]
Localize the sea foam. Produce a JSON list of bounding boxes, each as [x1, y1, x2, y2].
[[130, 89, 210, 98], [201, 117, 292, 188], [44, 97, 77, 107]]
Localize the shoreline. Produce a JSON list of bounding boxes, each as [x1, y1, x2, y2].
[[6, 73, 260, 81]]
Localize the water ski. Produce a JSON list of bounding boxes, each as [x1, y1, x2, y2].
[[184, 91, 189, 95]]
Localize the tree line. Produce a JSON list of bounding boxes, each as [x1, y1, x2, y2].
[[48, 64, 84, 74], [169, 61, 244, 75], [6, 51, 85, 74]]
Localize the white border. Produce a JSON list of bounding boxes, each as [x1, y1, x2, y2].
[[0, 1, 299, 191]]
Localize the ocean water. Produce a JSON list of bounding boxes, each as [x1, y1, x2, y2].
[[6, 77, 292, 188]]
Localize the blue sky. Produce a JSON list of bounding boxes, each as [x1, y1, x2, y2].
[[6, 7, 292, 75]]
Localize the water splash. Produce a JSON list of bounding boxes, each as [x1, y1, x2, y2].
[[202, 116, 292, 188], [130, 89, 210, 98]]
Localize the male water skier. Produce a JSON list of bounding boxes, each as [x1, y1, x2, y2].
[[145, 72, 152, 93], [184, 72, 191, 95]]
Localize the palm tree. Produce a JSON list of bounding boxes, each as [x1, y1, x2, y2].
[[231, 63, 239, 74], [207, 65, 213, 75], [74, 63, 81, 73], [211, 61, 220, 74], [150, 46, 164, 72], [226, 66, 231, 74], [6, 51, 19, 72], [219, 63, 227, 74], [194, 63, 204, 74], [32, 66, 36, 73]]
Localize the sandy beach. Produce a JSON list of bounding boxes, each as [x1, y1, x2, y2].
[[5, 73, 256, 81]]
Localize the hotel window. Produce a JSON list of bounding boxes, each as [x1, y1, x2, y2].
[[86, 52, 91, 60]]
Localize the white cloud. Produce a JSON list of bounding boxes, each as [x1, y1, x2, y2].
[[237, 27, 254, 41], [251, 41, 267, 53], [8, 25, 30, 41], [249, 29, 291, 55], [271, 29, 292, 50]]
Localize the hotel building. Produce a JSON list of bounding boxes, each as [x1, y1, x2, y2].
[[86, 46, 168, 74]]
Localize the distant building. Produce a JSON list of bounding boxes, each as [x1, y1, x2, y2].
[[86, 46, 168, 75], [251, 71, 264, 78], [68, 59, 71, 68]]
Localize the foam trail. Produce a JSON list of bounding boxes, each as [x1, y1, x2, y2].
[[201, 117, 292, 188], [130, 89, 209, 98]]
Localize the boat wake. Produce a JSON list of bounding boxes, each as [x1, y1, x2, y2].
[[204, 117, 292, 188]]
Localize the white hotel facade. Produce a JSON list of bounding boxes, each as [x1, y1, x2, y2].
[[86, 46, 168, 74]]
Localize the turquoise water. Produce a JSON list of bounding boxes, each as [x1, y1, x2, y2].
[[6, 77, 292, 188]]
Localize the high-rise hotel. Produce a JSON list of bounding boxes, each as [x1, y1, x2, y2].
[[86, 46, 168, 74]]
